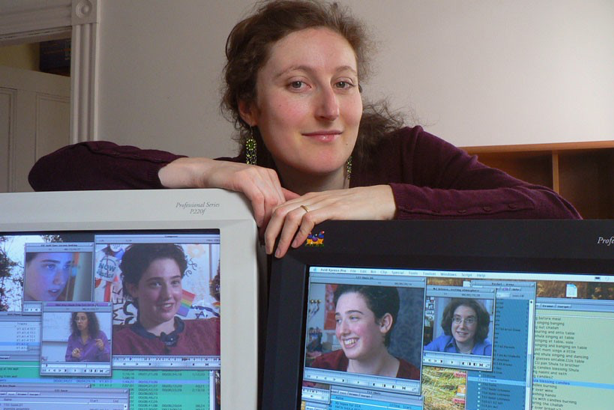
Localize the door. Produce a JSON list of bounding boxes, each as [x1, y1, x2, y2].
[[0, 65, 70, 192]]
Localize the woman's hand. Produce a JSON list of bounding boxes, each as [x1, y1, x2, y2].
[[72, 348, 81, 359], [159, 158, 298, 229], [265, 185, 397, 258], [96, 339, 104, 350]]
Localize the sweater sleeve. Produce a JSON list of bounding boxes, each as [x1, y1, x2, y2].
[[96, 331, 111, 362], [28, 141, 185, 191], [360, 127, 581, 220], [65, 334, 77, 362]]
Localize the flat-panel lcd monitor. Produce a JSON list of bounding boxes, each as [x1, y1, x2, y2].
[[0, 189, 258, 410], [263, 220, 614, 410]]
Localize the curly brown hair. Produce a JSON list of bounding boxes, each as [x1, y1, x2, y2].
[[221, 0, 405, 170]]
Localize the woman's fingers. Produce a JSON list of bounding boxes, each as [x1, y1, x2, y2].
[[266, 186, 397, 258], [239, 175, 276, 227], [239, 168, 287, 228], [259, 188, 302, 238], [179, 159, 288, 229], [292, 213, 319, 249], [273, 205, 318, 258], [264, 205, 291, 255]]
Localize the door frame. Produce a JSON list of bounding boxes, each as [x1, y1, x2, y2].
[[0, 0, 99, 143]]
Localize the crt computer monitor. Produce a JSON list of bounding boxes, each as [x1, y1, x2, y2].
[[263, 219, 614, 410], [0, 189, 258, 410]]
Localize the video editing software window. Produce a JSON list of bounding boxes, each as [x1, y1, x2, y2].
[[423, 285, 497, 371], [302, 267, 425, 409], [40, 301, 113, 376], [22, 242, 95, 314], [0, 385, 130, 410], [94, 234, 221, 371], [297, 267, 614, 410], [0, 230, 221, 410]]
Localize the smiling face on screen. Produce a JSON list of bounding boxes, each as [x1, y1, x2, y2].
[[451, 305, 478, 346], [334, 292, 391, 363], [126, 258, 183, 331]]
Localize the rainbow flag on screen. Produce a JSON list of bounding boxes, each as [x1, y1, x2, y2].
[[177, 290, 196, 317]]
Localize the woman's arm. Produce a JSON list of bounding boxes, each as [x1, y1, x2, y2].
[[386, 127, 581, 220], [96, 331, 111, 362], [29, 141, 293, 229], [64, 335, 78, 362], [29, 141, 184, 191], [159, 157, 294, 228]]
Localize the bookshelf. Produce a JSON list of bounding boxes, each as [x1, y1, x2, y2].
[[463, 141, 614, 219]]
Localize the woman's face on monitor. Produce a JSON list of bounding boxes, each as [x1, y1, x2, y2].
[[242, 27, 362, 178], [335, 292, 390, 362], [75, 312, 89, 332], [451, 305, 478, 345], [24, 252, 73, 301], [127, 258, 183, 329]]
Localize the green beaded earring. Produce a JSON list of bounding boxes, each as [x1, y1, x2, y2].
[[346, 155, 352, 182], [246, 127, 257, 166]]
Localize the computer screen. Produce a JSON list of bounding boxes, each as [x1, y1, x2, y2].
[[263, 220, 614, 410], [0, 189, 259, 410]]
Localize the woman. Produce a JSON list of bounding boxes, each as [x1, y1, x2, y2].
[[28, 1, 580, 259], [65, 312, 110, 362], [24, 252, 73, 301], [424, 298, 492, 356], [113, 243, 220, 356], [310, 285, 420, 380]]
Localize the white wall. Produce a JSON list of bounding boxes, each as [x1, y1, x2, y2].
[[350, 0, 614, 147], [96, 0, 614, 158], [97, 0, 253, 158]]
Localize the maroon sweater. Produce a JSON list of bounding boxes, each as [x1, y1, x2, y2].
[[113, 317, 220, 356], [28, 126, 581, 219], [310, 349, 421, 380]]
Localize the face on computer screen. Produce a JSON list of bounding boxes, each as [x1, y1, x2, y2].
[[24, 252, 73, 301], [451, 305, 478, 346], [75, 312, 89, 333], [335, 291, 391, 362], [126, 257, 183, 330]]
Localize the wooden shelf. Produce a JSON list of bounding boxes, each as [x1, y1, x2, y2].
[[462, 141, 614, 219]]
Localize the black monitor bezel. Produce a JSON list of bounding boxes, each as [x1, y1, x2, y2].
[[262, 219, 614, 409]]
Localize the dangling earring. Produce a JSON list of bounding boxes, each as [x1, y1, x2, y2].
[[345, 155, 352, 183], [245, 127, 257, 165]]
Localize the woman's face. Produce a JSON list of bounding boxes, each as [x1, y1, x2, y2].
[[335, 292, 391, 362], [451, 305, 478, 345], [24, 252, 73, 301], [242, 27, 363, 180], [75, 312, 88, 333], [127, 258, 183, 328]]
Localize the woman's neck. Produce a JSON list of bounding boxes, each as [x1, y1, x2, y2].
[[80, 330, 89, 341], [278, 163, 348, 195], [455, 339, 475, 354], [347, 348, 399, 378], [140, 317, 176, 337]]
